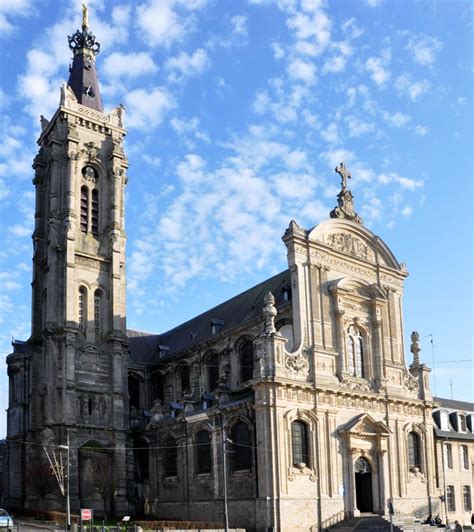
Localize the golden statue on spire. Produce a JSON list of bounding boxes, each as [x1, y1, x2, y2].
[[82, 3, 89, 29]]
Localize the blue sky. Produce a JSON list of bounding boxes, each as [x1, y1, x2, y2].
[[0, 0, 472, 436]]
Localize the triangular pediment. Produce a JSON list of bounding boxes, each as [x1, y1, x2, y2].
[[338, 413, 391, 436]]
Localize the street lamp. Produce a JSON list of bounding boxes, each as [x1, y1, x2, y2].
[[59, 434, 71, 531]]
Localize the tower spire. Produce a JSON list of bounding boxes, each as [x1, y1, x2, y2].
[[67, 3, 103, 111], [330, 162, 363, 224]]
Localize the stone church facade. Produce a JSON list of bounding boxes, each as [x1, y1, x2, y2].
[[5, 11, 466, 532]]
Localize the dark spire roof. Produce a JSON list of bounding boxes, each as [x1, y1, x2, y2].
[[66, 5, 103, 112]]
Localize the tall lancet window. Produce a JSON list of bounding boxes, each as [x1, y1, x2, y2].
[[91, 189, 99, 236], [80, 186, 89, 233], [347, 325, 365, 378], [94, 289, 102, 337], [78, 287, 87, 330]]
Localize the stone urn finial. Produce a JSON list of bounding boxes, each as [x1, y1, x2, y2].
[[263, 291, 277, 335], [410, 330, 421, 366]]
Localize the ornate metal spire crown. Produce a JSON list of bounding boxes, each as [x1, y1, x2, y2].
[[67, 4, 101, 58], [66, 3, 103, 111], [330, 162, 363, 224]]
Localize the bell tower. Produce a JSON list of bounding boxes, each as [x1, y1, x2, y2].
[[6, 6, 130, 513]]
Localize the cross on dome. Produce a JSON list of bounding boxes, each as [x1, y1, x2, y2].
[[330, 162, 363, 224], [335, 162, 351, 191]]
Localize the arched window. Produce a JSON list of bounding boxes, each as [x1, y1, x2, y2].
[[134, 438, 149, 481], [230, 421, 252, 471], [195, 430, 212, 475], [163, 435, 178, 477], [179, 364, 190, 394], [128, 375, 141, 412], [347, 325, 365, 378], [408, 431, 422, 471], [291, 420, 310, 467], [151, 373, 165, 403], [207, 353, 219, 391], [240, 340, 254, 383], [91, 189, 99, 236], [80, 186, 89, 233], [78, 286, 87, 330], [94, 289, 102, 337]]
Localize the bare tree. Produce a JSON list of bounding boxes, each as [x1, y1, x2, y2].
[[28, 461, 58, 503], [93, 455, 115, 519]]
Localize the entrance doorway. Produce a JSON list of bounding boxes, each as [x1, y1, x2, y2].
[[354, 457, 373, 513]]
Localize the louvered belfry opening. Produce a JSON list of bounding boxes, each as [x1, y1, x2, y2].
[[91, 189, 99, 236], [80, 186, 88, 233]]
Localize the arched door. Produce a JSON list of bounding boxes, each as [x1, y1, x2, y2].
[[354, 457, 373, 513]]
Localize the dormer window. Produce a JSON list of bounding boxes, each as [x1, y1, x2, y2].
[[281, 284, 292, 302], [440, 411, 449, 431], [210, 319, 224, 335], [459, 414, 467, 432], [158, 345, 170, 359]]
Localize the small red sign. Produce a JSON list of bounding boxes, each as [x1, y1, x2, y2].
[[81, 509, 92, 521]]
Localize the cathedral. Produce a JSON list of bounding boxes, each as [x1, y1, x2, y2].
[[4, 10, 473, 532]]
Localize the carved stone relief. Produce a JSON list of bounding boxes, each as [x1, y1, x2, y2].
[[326, 233, 375, 262]]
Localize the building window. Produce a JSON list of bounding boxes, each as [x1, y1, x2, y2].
[[195, 430, 212, 475], [347, 325, 365, 378], [459, 414, 467, 432], [463, 485, 472, 512], [94, 289, 101, 337], [446, 485, 456, 512], [408, 431, 422, 471], [461, 445, 469, 470], [230, 421, 252, 472], [207, 353, 219, 391], [163, 435, 178, 477], [128, 375, 140, 413], [240, 340, 254, 383], [134, 438, 149, 481], [80, 186, 88, 233], [445, 443, 453, 469], [291, 420, 310, 467], [151, 372, 165, 403], [91, 189, 99, 236], [179, 365, 190, 394], [78, 287, 87, 329]]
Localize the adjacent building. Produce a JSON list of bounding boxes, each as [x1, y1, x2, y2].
[[3, 10, 473, 532], [432, 398, 474, 527]]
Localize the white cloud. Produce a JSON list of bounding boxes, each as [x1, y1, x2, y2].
[[124, 87, 175, 129], [342, 18, 364, 38], [165, 48, 210, 82], [378, 173, 423, 190], [136, 0, 206, 48], [457, 96, 467, 105], [366, 55, 390, 86], [271, 42, 285, 60], [0, 0, 33, 35], [320, 122, 340, 144], [231, 15, 247, 36], [9, 224, 31, 237], [103, 52, 158, 79], [365, 0, 381, 6], [383, 111, 411, 128], [287, 58, 316, 84], [407, 34, 443, 66], [413, 125, 428, 136], [285, 7, 331, 57], [320, 149, 356, 169], [395, 74, 430, 101], [345, 115, 375, 137]]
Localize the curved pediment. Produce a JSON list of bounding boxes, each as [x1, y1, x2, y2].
[[339, 413, 391, 436], [308, 219, 404, 272], [330, 277, 388, 300]]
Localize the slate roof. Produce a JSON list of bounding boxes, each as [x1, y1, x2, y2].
[[434, 397, 474, 412], [128, 269, 291, 365]]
